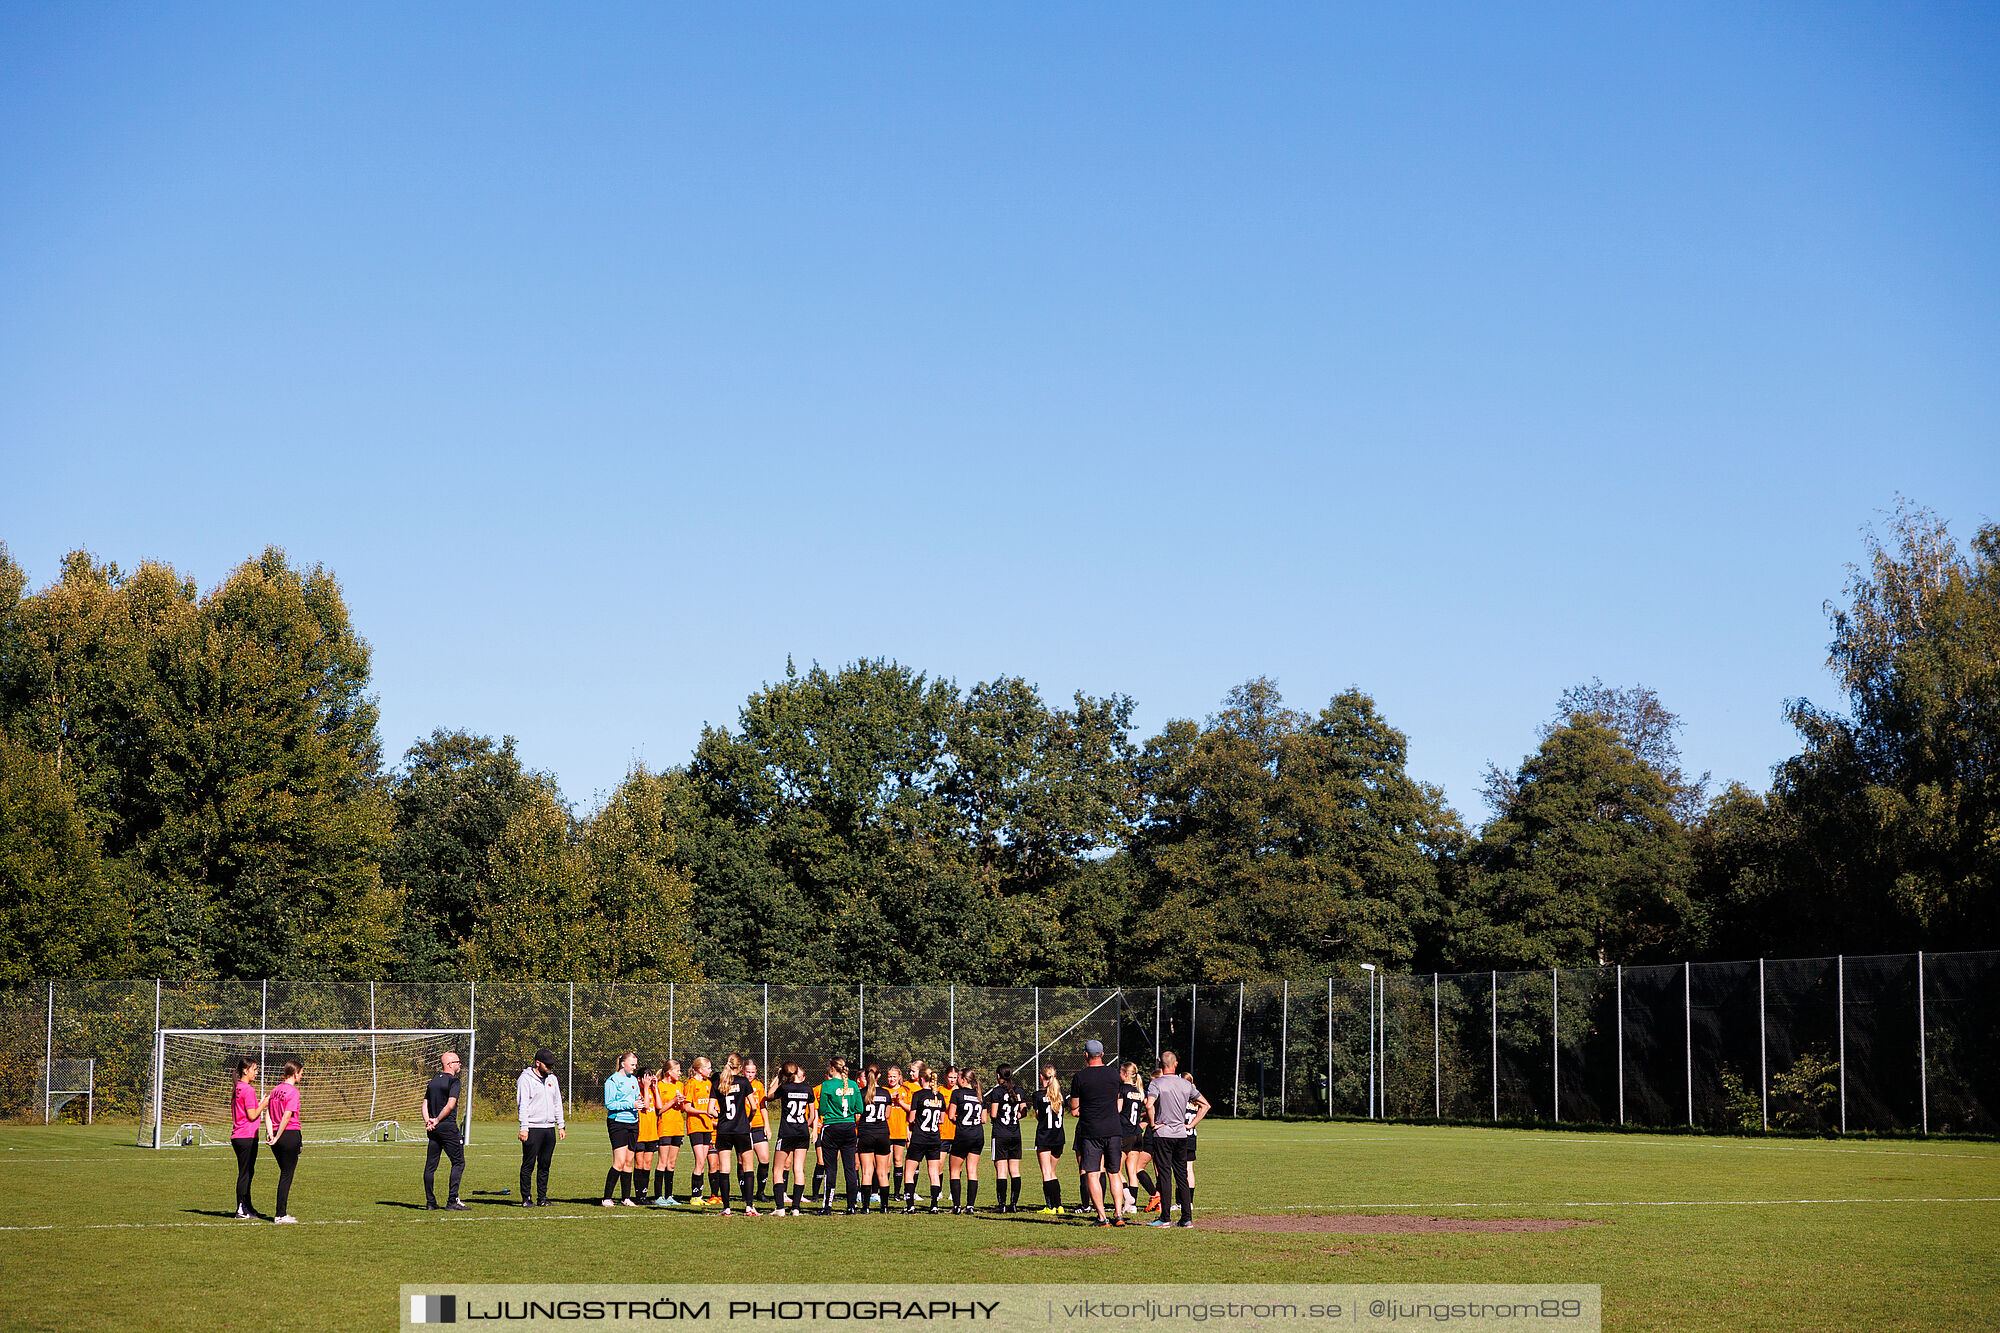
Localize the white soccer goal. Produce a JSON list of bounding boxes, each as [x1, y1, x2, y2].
[[145, 1029, 475, 1149]]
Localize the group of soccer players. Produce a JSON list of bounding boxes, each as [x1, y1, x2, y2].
[[598, 1042, 1210, 1226]]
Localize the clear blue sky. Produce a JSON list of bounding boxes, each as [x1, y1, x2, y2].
[[3, 3, 1994, 817]]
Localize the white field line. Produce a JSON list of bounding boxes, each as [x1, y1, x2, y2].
[[1286, 1196, 2000, 1210], [1189, 1135, 1996, 1161]]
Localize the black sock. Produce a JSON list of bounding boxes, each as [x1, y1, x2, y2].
[[620, 1169, 633, 1199], [604, 1168, 619, 1200], [757, 1163, 769, 1199], [967, 1180, 979, 1207], [950, 1179, 961, 1208], [1043, 1179, 1058, 1208], [741, 1172, 754, 1207], [812, 1163, 824, 1196], [791, 1183, 803, 1209], [1181, 1187, 1194, 1222], [929, 1183, 941, 1207], [634, 1169, 649, 1201], [1139, 1170, 1156, 1195]]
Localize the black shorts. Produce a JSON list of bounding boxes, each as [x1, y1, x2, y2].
[[750, 1126, 768, 1146], [715, 1130, 753, 1155], [858, 1130, 891, 1155], [907, 1139, 941, 1162], [949, 1133, 984, 1159], [1186, 1133, 1197, 1161], [687, 1131, 713, 1147], [638, 1138, 660, 1154], [608, 1120, 640, 1150], [991, 1133, 1023, 1162], [890, 1136, 909, 1149], [656, 1133, 682, 1150], [1034, 1129, 1066, 1157], [778, 1130, 811, 1153], [1129, 1132, 1153, 1158], [1078, 1134, 1122, 1174]]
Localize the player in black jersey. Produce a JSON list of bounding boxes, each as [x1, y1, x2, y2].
[[945, 1069, 985, 1214], [856, 1063, 894, 1213], [1116, 1061, 1151, 1216], [984, 1068, 1026, 1212], [900, 1068, 946, 1214], [1030, 1064, 1068, 1213], [772, 1062, 814, 1215], [711, 1053, 758, 1216]]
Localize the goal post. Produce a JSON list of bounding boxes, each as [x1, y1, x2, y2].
[[146, 1029, 474, 1149]]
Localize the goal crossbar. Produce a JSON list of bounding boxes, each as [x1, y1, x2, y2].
[[149, 1027, 474, 1149]]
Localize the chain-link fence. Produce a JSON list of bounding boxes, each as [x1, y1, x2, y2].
[[4, 951, 1995, 1139]]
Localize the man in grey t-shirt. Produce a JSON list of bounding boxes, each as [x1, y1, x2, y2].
[[1145, 1050, 1209, 1226]]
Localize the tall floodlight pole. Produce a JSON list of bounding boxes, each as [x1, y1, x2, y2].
[[44, 981, 54, 1125], [1280, 981, 1289, 1116], [1552, 968, 1560, 1124], [1758, 959, 1767, 1132], [1490, 971, 1498, 1123], [1360, 965, 1377, 1120], [1233, 983, 1244, 1118], [1912, 944, 1928, 1128], [1837, 955, 1847, 1135]]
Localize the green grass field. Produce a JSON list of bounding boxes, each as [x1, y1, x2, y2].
[[3, 1120, 1995, 1332]]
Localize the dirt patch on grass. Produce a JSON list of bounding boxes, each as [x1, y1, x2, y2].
[[1214, 1214, 1603, 1235], [993, 1246, 1120, 1258]]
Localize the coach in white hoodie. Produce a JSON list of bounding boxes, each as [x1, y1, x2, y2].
[[517, 1048, 566, 1206]]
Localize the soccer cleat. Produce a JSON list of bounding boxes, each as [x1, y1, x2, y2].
[[744, 1206, 760, 1217], [425, 1202, 440, 1211], [1112, 1216, 1127, 1227], [520, 1200, 534, 1208], [721, 1209, 735, 1217], [447, 1200, 469, 1211], [903, 1204, 918, 1215], [601, 1199, 616, 1208], [236, 1208, 252, 1220], [1145, 1196, 1161, 1213], [1175, 1219, 1193, 1227], [1147, 1218, 1173, 1227], [705, 1196, 723, 1207], [274, 1215, 298, 1224], [655, 1196, 675, 1207], [620, 1198, 638, 1207]]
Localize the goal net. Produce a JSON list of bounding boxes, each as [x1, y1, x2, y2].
[[146, 1029, 474, 1148], [36, 1059, 95, 1123]]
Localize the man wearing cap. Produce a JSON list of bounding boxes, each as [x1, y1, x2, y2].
[[1067, 1039, 1126, 1227], [517, 1049, 567, 1207]]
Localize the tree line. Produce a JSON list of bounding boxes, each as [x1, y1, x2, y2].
[[2, 503, 1994, 985]]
